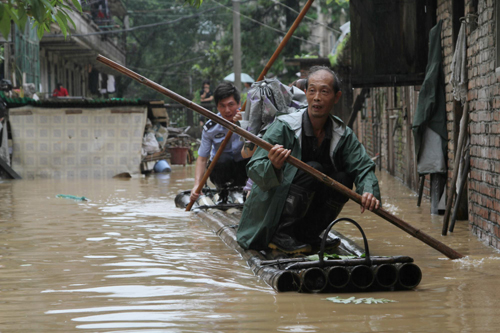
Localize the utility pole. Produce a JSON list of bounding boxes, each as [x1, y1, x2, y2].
[[232, 0, 241, 91]]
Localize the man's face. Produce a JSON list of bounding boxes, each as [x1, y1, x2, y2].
[[306, 70, 342, 119], [217, 96, 240, 121], [203, 84, 210, 92]]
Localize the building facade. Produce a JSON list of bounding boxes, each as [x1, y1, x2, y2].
[[3, 0, 127, 98], [351, 0, 500, 250]]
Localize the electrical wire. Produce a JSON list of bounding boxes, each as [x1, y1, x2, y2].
[[43, 6, 221, 38], [208, 0, 320, 46], [125, 0, 253, 14], [127, 55, 206, 73], [270, 0, 341, 34], [45, 0, 321, 48]]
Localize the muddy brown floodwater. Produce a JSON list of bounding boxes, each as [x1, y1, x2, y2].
[[1, 166, 500, 332]]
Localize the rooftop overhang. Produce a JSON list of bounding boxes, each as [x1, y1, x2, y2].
[[350, 0, 436, 88], [41, 34, 125, 71]]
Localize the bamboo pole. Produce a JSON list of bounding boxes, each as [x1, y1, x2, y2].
[[185, 0, 316, 211], [442, 101, 469, 235], [449, 148, 470, 232], [262, 255, 414, 268], [96, 55, 464, 260], [184, 132, 232, 211]]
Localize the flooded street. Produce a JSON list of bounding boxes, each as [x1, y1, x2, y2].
[[1, 166, 500, 332]]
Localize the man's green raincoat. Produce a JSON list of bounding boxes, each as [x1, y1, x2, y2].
[[237, 109, 380, 250]]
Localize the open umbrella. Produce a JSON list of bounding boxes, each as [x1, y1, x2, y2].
[[223, 73, 255, 83]]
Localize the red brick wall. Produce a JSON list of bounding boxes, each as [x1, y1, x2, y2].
[[464, 0, 500, 249], [351, 0, 500, 250]]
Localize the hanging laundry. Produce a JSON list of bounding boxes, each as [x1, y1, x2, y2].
[[107, 74, 115, 93], [412, 20, 448, 175], [450, 21, 467, 105]]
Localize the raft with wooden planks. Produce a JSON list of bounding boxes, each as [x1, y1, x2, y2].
[[175, 190, 422, 293]]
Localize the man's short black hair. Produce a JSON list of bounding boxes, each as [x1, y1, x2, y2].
[[214, 82, 240, 105], [202, 80, 210, 87], [305, 66, 341, 93]]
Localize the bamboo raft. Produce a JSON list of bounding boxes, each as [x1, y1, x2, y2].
[[175, 190, 422, 293]]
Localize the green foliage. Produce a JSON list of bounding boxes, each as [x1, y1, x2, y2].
[[321, 0, 349, 19], [325, 296, 397, 305], [118, 0, 350, 100], [0, 0, 82, 40], [294, 53, 318, 59], [327, 0, 349, 5], [119, 0, 228, 100], [118, 0, 314, 99], [329, 33, 349, 67], [240, 91, 247, 105], [192, 89, 201, 104], [184, 0, 204, 7], [237, 0, 309, 84], [191, 41, 233, 85]]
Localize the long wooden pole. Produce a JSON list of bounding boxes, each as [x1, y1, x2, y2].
[[185, 0, 316, 211], [97, 55, 464, 260], [449, 149, 470, 232], [442, 101, 469, 235]]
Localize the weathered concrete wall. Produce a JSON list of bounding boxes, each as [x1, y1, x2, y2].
[[9, 106, 147, 179]]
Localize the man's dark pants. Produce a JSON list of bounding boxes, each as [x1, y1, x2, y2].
[[209, 152, 249, 189], [292, 161, 354, 240]]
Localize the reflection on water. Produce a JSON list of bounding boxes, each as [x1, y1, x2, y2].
[[1, 168, 500, 332]]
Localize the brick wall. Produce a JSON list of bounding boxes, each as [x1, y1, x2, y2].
[[464, 0, 500, 249], [351, 0, 500, 251], [354, 86, 419, 189]]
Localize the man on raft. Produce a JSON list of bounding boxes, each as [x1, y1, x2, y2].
[[237, 66, 381, 255], [190, 82, 248, 204]]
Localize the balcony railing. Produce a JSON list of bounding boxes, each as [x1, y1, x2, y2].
[[78, 0, 125, 52]]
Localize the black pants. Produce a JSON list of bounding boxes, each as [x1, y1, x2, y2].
[[209, 153, 249, 189], [292, 161, 353, 232], [292, 161, 353, 203]]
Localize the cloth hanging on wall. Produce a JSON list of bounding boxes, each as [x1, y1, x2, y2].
[[412, 20, 448, 175], [450, 21, 467, 104]]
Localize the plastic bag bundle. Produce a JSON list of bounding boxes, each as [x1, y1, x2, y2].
[[244, 78, 306, 137], [154, 125, 169, 149], [142, 131, 160, 154]]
